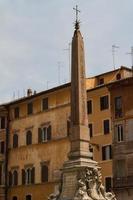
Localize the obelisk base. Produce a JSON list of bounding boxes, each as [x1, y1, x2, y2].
[[48, 158, 116, 200]]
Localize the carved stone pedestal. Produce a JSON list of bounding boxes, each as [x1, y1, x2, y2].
[[48, 158, 116, 200]]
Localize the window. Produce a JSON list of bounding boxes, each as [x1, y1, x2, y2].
[[22, 167, 35, 185], [41, 165, 48, 182], [13, 134, 18, 148], [105, 177, 112, 192], [87, 100, 92, 114], [103, 120, 110, 134], [116, 160, 126, 177], [116, 73, 121, 80], [0, 117, 5, 129], [27, 102, 33, 115], [102, 145, 112, 160], [88, 124, 93, 138], [14, 107, 19, 119], [26, 195, 32, 200], [12, 170, 18, 186], [100, 95, 109, 110], [42, 98, 48, 111], [12, 197, 18, 200], [115, 96, 122, 118], [38, 125, 51, 143], [9, 171, 12, 186], [115, 124, 124, 142], [98, 78, 104, 85], [0, 141, 5, 154], [26, 131, 32, 145]]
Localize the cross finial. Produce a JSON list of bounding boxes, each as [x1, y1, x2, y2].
[[73, 5, 80, 30]]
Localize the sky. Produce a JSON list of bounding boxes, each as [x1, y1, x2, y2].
[[0, 0, 133, 103]]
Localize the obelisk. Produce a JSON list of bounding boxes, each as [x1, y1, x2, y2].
[[48, 6, 117, 200]]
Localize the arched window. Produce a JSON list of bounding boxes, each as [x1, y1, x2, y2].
[[25, 167, 35, 185], [13, 134, 18, 148], [41, 165, 48, 182], [12, 170, 18, 186], [26, 195, 32, 200], [26, 130, 32, 145], [12, 196, 18, 200]]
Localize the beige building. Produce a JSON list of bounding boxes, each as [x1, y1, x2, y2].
[[0, 66, 132, 200], [108, 77, 133, 200]]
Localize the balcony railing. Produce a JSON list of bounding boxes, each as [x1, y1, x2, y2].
[[113, 176, 133, 188]]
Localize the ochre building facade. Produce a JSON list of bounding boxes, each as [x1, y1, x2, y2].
[[0, 66, 132, 200]]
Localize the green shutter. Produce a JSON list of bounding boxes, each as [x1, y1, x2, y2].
[[31, 167, 35, 184], [22, 169, 25, 185], [38, 128, 42, 143], [47, 125, 51, 140]]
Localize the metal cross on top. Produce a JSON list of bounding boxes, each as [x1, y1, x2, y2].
[[73, 5, 81, 29]]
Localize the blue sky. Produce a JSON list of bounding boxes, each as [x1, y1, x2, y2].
[[0, 0, 133, 103]]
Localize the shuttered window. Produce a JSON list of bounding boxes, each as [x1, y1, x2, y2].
[[38, 125, 52, 143], [41, 165, 48, 182], [9, 171, 12, 186], [22, 169, 25, 185], [115, 96, 122, 118], [102, 145, 112, 160], [0, 117, 5, 129], [100, 95, 109, 110], [88, 123, 93, 138], [0, 141, 5, 154], [103, 120, 110, 134], [13, 170, 18, 186], [42, 98, 48, 111], [14, 107, 19, 119], [87, 100, 92, 114], [13, 134, 18, 148], [27, 102, 33, 115], [26, 131, 32, 145]]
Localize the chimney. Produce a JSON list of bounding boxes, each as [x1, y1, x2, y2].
[[27, 89, 32, 97]]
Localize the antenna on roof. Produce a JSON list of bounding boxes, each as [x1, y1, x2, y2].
[[63, 43, 71, 82], [126, 46, 133, 72], [13, 92, 15, 100], [112, 44, 119, 69]]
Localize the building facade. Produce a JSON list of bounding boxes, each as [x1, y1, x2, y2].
[[0, 67, 132, 200], [108, 77, 133, 200]]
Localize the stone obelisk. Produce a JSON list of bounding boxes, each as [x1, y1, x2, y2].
[[48, 6, 116, 200]]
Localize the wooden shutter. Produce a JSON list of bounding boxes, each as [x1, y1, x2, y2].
[[22, 169, 25, 185], [47, 126, 51, 140], [102, 146, 106, 160], [9, 171, 12, 186], [14, 170, 18, 185], [31, 167, 35, 184], [1, 117, 5, 129], [38, 128, 42, 143], [13, 134, 18, 148], [1, 141, 5, 154], [109, 145, 112, 159], [41, 165, 48, 182]]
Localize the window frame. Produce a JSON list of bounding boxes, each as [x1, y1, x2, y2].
[[103, 119, 110, 135], [100, 95, 109, 111], [102, 144, 112, 161], [27, 102, 33, 115]]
